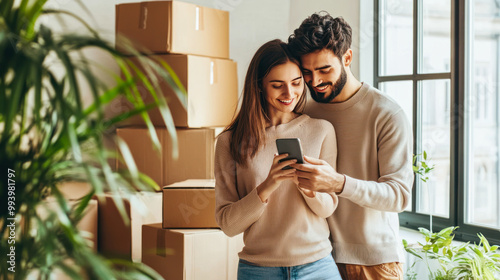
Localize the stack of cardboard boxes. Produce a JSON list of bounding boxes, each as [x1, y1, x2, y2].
[[115, 0, 238, 128], [104, 1, 244, 279], [143, 180, 244, 280]]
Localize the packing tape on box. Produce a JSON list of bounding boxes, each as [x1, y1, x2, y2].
[[195, 7, 200, 30], [139, 2, 148, 29], [195, 6, 204, 31], [210, 61, 214, 85]]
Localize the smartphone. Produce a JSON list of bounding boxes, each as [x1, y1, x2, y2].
[[276, 138, 304, 169]]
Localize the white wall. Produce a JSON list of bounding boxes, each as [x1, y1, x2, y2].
[[227, 0, 291, 93], [358, 0, 374, 84]]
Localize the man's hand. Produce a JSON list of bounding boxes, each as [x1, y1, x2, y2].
[[290, 155, 346, 194]]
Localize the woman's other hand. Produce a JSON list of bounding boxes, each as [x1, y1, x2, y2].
[[257, 153, 298, 202]]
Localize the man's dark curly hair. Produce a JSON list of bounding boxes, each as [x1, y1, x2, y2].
[[288, 12, 352, 59]]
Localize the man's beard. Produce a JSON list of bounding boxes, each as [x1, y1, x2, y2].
[[308, 66, 347, 103]]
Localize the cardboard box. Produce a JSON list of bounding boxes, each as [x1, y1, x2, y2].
[[116, 1, 229, 59], [116, 128, 215, 188], [163, 179, 218, 229], [97, 192, 162, 262], [142, 224, 244, 280], [119, 54, 238, 128], [57, 181, 93, 200], [37, 198, 98, 251]]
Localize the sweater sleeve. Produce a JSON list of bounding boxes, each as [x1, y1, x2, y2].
[[339, 109, 414, 212], [214, 132, 268, 237], [299, 122, 338, 218]]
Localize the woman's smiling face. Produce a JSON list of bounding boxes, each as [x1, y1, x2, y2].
[[262, 61, 304, 119]]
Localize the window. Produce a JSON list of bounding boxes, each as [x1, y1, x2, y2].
[[375, 0, 500, 244]]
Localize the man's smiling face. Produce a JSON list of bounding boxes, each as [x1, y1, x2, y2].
[[300, 48, 347, 103]]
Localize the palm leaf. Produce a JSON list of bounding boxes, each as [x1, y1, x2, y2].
[[0, 0, 185, 278]]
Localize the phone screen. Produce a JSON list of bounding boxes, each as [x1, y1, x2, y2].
[[276, 138, 304, 169]]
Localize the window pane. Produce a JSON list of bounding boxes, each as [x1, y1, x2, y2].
[[379, 0, 413, 76], [380, 81, 413, 127], [379, 81, 413, 211], [421, 0, 451, 73], [417, 80, 451, 218], [465, 0, 500, 229]]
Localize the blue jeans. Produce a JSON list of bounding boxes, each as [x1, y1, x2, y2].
[[237, 254, 342, 280]]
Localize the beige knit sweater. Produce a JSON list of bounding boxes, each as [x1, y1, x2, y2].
[[215, 114, 338, 267], [304, 83, 414, 265]]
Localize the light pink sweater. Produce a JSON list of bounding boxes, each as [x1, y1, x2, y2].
[[215, 114, 338, 267]]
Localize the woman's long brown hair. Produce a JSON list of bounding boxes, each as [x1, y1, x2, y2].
[[223, 39, 306, 167]]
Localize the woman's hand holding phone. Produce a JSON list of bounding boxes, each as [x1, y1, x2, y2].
[[257, 153, 298, 203]]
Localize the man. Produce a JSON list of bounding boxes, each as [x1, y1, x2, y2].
[[288, 13, 414, 280]]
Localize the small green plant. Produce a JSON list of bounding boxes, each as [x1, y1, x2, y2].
[[404, 226, 467, 279], [413, 151, 435, 183], [453, 233, 500, 279], [403, 226, 500, 279], [413, 151, 436, 231], [406, 152, 500, 279]]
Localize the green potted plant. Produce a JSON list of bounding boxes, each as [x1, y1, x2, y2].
[[0, 0, 185, 279], [403, 226, 500, 279], [404, 152, 500, 279]]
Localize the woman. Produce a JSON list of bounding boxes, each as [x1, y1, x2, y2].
[[214, 39, 342, 280]]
